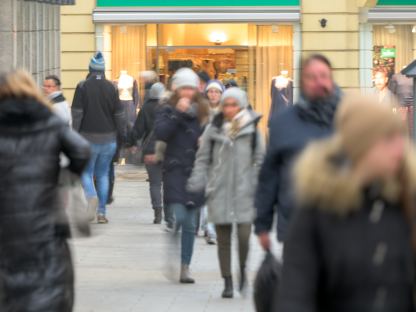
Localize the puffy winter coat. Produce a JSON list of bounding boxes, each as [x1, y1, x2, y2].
[[277, 140, 416, 312], [0, 97, 90, 312], [154, 104, 205, 208], [188, 110, 265, 224]]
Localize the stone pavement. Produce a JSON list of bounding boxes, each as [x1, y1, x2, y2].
[[71, 165, 282, 312]]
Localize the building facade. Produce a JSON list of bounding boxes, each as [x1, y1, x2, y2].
[[61, 0, 416, 132], [0, 0, 74, 84]]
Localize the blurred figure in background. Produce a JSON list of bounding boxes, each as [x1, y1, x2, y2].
[[43, 74, 71, 125], [197, 71, 211, 94], [129, 82, 168, 225], [278, 94, 415, 312], [255, 54, 343, 249], [154, 68, 209, 284], [0, 70, 90, 311], [140, 70, 159, 105], [196, 79, 226, 245], [373, 69, 395, 105], [188, 87, 265, 298], [72, 51, 126, 224]]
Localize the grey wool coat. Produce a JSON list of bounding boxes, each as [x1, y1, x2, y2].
[[187, 109, 265, 224]]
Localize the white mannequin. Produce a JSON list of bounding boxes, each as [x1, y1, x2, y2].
[[273, 70, 291, 89], [118, 70, 134, 101]]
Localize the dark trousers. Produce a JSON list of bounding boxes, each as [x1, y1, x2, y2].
[[145, 163, 163, 209], [215, 223, 252, 278]]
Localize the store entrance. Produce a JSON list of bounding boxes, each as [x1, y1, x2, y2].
[[111, 23, 294, 133], [152, 47, 249, 91]]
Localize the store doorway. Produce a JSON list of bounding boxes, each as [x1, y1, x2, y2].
[[111, 23, 294, 133], [150, 47, 249, 91]]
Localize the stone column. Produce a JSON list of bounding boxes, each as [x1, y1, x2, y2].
[[300, 0, 377, 91]]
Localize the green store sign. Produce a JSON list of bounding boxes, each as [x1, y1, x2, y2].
[[97, 0, 299, 6], [381, 48, 396, 58], [378, 0, 416, 4]]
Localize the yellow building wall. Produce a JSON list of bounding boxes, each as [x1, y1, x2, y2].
[[301, 0, 377, 91], [61, 0, 96, 103]]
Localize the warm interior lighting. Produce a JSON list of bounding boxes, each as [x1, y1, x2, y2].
[[209, 31, 227, 45]]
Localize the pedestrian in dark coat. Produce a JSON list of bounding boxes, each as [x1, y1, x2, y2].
[[72, 51, 126, 224], [255, 54, 343, 247], [129, 82, 167, 224], [154, 68, 209, 284], [278, 94, 416, 312], [0, 70, 90, 312]]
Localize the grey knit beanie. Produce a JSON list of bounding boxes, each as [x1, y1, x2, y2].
[[149, 82, 166, 100], [221, 87, 248, 108], [89, 51, 105, 73], [172, 68, 199, 90]]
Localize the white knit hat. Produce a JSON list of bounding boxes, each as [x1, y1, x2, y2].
[[172, 68, 199, 90], [205, 80, 225, 93], [221, 87, 249, 108]]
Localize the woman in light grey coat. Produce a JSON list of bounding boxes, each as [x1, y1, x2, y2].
[[188, 87, 265, 299]]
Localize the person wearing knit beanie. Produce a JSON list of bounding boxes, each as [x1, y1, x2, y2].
[[278, 94, 416, 311], [172, 68, 200, 90], [220, 87, 249, 109], [89, 51, 105, 73], [205, 80, 225, 115]]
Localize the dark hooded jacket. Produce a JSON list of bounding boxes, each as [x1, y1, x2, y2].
[[0, 97, 90, 312], [154, 103, 205, 208], [277, 140, 416, 312], [254, 86, 342, 241]]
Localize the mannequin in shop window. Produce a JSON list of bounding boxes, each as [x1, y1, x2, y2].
[[269, 70, 293, 125], [372, 68, 395, 106], [118, 70, 140, 128]]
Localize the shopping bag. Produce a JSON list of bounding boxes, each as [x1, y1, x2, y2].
[[254, 251, 282, 312], [58, 169, 91, 238]]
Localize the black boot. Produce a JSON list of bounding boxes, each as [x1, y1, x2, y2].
[[222, 276, 233, 298], [107, 181, 114, 204], [153, 207, 162, 224], [239, 266, 247, 293]]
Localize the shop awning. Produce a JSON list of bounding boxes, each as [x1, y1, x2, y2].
[[368, 6, 416, 22], [93, 6, 300, 23], [24, 0, 75, 4]]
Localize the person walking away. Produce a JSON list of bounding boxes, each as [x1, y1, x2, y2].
[[43, 74, 72, 125], [154, 68, 209, 283], [255, 54, 343, 249], [129, 82, 168, 225], [278, 94, 416, 312], [0, 70, 90, 311], [188, 87, 265, 298], [72, 51, 127, 224]]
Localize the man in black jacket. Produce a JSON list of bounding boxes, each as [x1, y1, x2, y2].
[[72, 51, 126, 224], [255, 54, 343, 248]]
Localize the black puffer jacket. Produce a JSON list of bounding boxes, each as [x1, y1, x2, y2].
[[0, 97, 90, 312]]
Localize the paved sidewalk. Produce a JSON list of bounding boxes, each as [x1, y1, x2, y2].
[[72, 165, 282, 312]]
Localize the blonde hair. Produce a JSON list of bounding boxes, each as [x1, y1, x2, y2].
[[0, 70, 51, 109]]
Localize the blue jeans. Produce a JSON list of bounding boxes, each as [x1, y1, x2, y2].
[[170, 203, 197, 265], [81, 141, 117, 216]]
